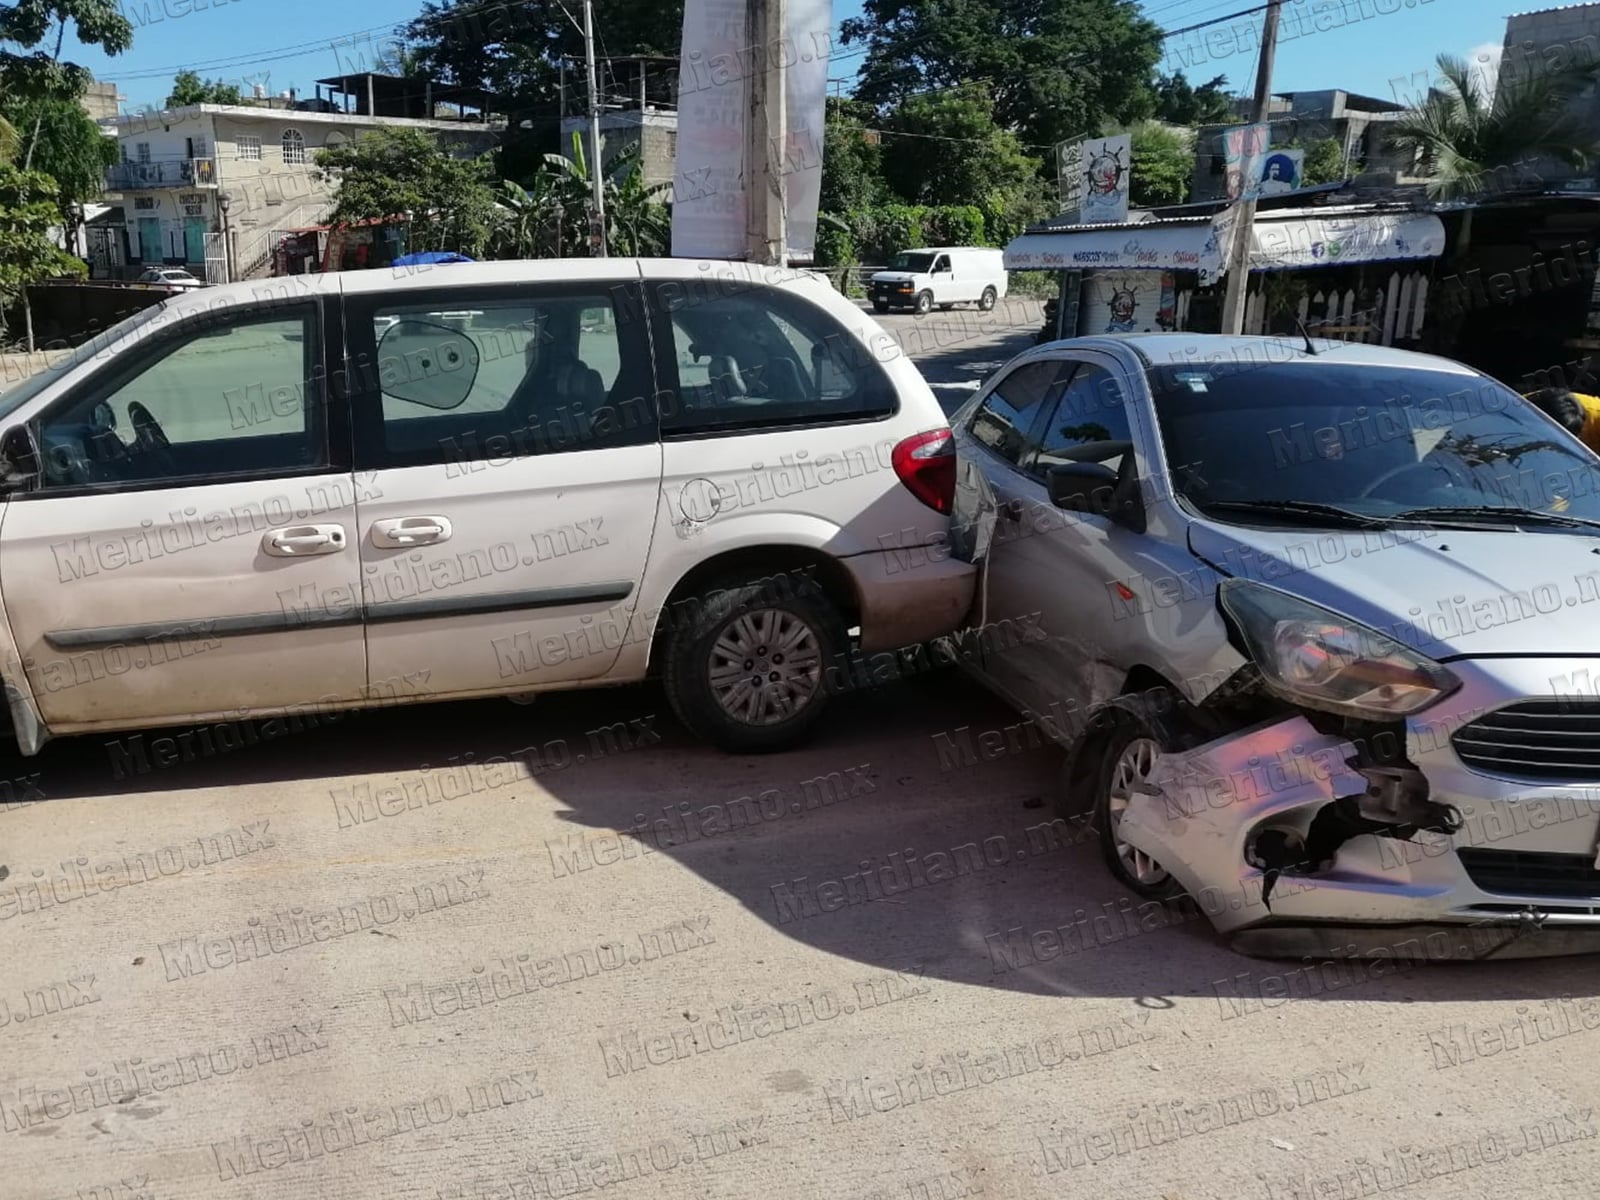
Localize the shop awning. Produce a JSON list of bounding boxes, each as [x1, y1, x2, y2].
[[1002, 220, 1217, 272], [1003, 209, 1447, 277], [1248, 211, 1446, 269]]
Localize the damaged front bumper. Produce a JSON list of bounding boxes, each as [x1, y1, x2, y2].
[[1117, 657, 1600, 961]]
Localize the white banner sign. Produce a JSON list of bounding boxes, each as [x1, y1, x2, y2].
[[671, 0, 833, 259], [1078, 135, 1130, 224]]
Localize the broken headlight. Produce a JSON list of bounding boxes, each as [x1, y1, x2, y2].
[[1218, 579, 1461, 719]]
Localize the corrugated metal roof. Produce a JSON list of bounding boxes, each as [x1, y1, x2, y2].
[[1506, 1, 1600, 16]]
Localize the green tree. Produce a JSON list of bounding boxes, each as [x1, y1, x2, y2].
[[405, 0, 682, 120], [4, 94, 115, 227], [531, 134, 669, 257], [0, 163, 85, 349], [1152, 71, 1233, 125], [1126, 121, 1192, 206], [166, 70, 243, 106], [819, 97, 887, 216], [879, 85, 1039, 210], [1297, 136, 1349, 186], [1, 0, 132, 170], [314, 126, 500, 257], [841, 0, 1163, 153], [1392, 52, 1600, 199]]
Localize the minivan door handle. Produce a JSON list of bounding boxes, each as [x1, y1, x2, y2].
[[370, 516, 453, 548], [264, 524, 347, 557]]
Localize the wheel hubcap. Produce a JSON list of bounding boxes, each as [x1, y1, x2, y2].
[[1106, 736, 1170, 886], [708, 609, 822, 726]]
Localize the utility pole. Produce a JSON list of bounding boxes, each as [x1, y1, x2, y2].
[[745, 0, 787, 265], [583, 0, 607, 257], [1219, 0, 1284, 334]]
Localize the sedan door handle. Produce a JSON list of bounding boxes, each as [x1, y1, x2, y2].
[[264, 524, 347, 557], [370, 516, 453, 548]]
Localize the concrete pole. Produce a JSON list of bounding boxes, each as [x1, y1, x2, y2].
[[745, 0, 787, 265], [1219, 0, 1284, 334], [584, 0, 608, 256]]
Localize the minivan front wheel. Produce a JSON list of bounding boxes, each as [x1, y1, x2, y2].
[[1090, 717, 1182, 899], [662, 575, 846, 753], [913, 290, 934, 315]]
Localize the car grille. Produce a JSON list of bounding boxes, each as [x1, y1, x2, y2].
[[1458, 849, 1600, 900], [1450, 700, 1600, 780]]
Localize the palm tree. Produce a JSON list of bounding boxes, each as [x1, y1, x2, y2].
[[532, 134, 671, 257], [0, 115, 18, 164], [1392, 52, 1600, 250]]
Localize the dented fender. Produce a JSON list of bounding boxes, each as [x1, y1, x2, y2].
[[1116, 715, 1367, 933]]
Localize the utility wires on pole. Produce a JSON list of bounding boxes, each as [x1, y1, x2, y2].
[[1219, 0, 1283, 334]]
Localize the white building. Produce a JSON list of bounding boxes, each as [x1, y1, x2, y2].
[[103, 73, 502, 280]]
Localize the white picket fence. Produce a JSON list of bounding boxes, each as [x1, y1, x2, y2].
[[1172, 269, 1431, 345]]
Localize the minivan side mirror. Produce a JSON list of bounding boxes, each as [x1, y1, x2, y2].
[[1047, 460, 1147, 533], [0, 426, 41, 492]]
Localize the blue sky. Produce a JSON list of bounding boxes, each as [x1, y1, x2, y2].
[[78, 0, 1515, 116]]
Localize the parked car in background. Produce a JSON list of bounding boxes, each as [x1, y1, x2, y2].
[[871, 247, 1007, 316], [137, 268, 205, 292], [0, 260, 976, 757], [953, 332, 1600, 959]]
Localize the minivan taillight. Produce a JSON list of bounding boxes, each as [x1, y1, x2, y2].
[[892, 428, 957, 514]]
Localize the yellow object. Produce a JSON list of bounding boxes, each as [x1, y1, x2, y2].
[[1572, 392, 1600, 453]]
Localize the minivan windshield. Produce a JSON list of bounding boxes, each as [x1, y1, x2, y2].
[[889, 251, 938, 273], [1148, 358, 1600, 524], [0, 301, 168, 418]]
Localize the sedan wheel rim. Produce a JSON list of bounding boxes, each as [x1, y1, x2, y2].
[[1106, 736, 1170, 886], [708, 609, 823, 727]]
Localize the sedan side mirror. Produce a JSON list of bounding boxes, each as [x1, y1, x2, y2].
[[1047, 461, 1147, 533], [0, 426, 41, 492]]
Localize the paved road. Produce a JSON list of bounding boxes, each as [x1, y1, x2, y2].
[[6, 291, 1600, 1200], [863, 296, 1043, 414]]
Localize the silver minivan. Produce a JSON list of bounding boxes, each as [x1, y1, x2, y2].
[[954, 333, 1600, 959]]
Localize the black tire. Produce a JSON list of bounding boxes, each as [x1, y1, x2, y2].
[[978, 286, 998, 311], [1081, 712, 1183, 899], [872, 300, 890, 313], [662, 574, 847, 754], [913, 290, 933, 316]]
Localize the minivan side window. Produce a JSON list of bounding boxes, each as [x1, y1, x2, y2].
[[654, 281, 898, 436], [967, 360, 1065, 466], [32, 305, 325, 491], [1028, 362, 1134, 477], [347, 288, 654, 469]]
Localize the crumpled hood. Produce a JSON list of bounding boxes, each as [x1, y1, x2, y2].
[[1188, 519, 1600, 660]]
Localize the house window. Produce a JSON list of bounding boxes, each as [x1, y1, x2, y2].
[[136, 143, 151, 164], [236, 135, 261, 160], [281, 128, 306, 165]]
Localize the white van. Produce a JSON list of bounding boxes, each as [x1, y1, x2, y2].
[[0, 259, 978, 755], [869, 247, 1008, 316]]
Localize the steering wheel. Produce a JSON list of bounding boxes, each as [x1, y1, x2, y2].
[[126, 402, 178, 477], [1356, 456, 1471, 501]]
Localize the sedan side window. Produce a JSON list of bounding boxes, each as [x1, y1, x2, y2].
[[968, 360, 1066, 466], [1029, 362, 1134, 476], [33, 305, 324, 491]]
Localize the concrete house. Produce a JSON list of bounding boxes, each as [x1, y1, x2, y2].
[[103, 72, 502, 281]]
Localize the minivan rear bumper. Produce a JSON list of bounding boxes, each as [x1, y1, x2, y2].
[[844, 549, 976, 653]]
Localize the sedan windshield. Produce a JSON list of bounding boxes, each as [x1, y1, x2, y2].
[[889, 252, 938, 273], [1148, 358, 1600, 524]]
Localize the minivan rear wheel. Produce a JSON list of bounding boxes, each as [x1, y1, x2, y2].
[[978, 286, 998, 311], [662, 574, 846, 753]]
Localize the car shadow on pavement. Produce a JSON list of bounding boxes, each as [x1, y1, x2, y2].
[[20, 663, 1597, 1008]]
